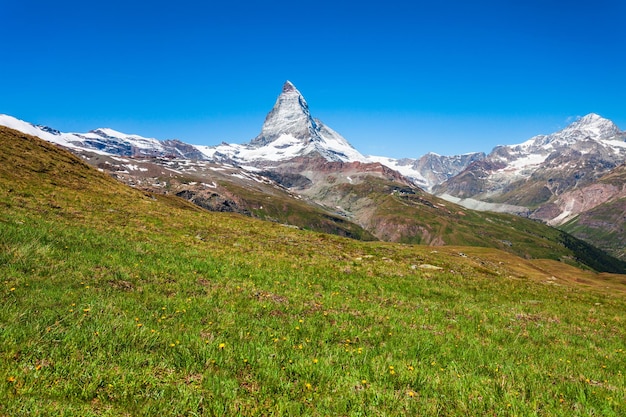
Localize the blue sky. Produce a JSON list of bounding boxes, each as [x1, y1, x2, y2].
[[2, 0, 625, 158]]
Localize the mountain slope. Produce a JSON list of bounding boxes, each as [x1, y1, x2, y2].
[[3, 85, 625, 272], [369, 151, 486, 191], [253, 150, 626, 273], [3, 84, 626, 267], [2, 119, 626, 417], [0, 111, 377, 239], [0, 114, 206, 159], [557, 164, 626, 260], [73, 149, 377, 240]]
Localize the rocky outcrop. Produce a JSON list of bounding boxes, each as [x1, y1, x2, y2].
[[175, 189, 249, 214], [531, 182, 626, 226]]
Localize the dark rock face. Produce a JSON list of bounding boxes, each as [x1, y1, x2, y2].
[[162, 140, 208, 160], [175, 190, 250, 215], [257, 170, 313, 189]]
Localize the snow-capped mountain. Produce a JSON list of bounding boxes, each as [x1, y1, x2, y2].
[[0, 114, 205, 159], [487, 113, 625, 179], [2, 86, 624, 212], [0, 82, 471, 189], [369, 152, 486, 191], [434, 113, 626, 224], [196, 81, 368, 164]]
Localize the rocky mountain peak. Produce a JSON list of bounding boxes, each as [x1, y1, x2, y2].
[[282, 80, 297, 93], [559, 113, 621, 140], [244, 82, 365, 162], [250, 81, 316, 147]]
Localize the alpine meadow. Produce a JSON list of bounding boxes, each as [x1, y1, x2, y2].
[[1, 120, 626, 416]]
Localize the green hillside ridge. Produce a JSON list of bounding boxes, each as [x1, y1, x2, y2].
[[1, 126, 626, 416], [70, 131, 626, 272], [194, 178, 377, 241], [312, 176, 626, 273]]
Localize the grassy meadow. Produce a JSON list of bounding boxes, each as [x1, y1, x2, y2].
[[1, 127, 625, 416]]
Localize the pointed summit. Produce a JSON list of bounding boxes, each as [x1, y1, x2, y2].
[[247, 81, 366, 162], [251, 81, 315, 147], [282, 80, 297, 93]]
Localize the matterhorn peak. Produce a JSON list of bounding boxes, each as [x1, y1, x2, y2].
[[250, 81, 316, 147], [243, 81, 366, 162]]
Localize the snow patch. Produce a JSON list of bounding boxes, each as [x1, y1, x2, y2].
[[439, 194, 530, 216]]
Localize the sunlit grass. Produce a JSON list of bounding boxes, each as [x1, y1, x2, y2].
[[2, 210, 625, 416]]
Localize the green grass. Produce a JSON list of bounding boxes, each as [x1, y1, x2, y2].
[[1, 127, 626, 416]]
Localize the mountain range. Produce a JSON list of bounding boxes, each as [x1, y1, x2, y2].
[[1, 81, 625, 263], [433, 113, 626, 259], [0, 81, 475, 186]]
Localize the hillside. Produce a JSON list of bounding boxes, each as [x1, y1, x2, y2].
[[74, 149, 375, 241], [69, 139, 626, 271], [2, 127, 626, 416], [558, 164, 626, 260]]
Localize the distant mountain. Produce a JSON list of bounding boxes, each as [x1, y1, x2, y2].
[[432, 113, 626, 259], [369, 152, 486, 191], [0, 82, 481, 192], [0, 114, 206, 159], [435, 113, 626, 217]]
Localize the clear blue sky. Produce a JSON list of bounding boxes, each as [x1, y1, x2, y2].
[[2, 0, 625, 158]]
